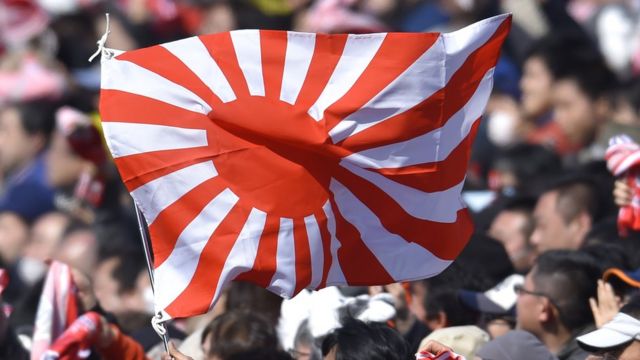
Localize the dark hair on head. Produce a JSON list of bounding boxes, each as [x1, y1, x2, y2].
[[555, 60, 617, 101], [226, 281, 283, 327], [544, 176, 601, 224], [492, 144, 561, 190], [424, 287, 480, 327], [525, 33, 600, 78], [321, 317, 408, 360], [6, 99, 58, 147], [532, 250, 601, 330], [579, 242, 630, 274], [201, 310, 280, 359]]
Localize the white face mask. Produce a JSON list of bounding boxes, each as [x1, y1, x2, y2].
[[487, 111, 519, 147], [17, 257, 47, 286]]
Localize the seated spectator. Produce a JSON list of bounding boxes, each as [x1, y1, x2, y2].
[[321, 317, 408, 360], [0, 100, 57, 222], [577, 293, 640, 360], [530, 176, 600, 255], [516, 250, 600, 360]]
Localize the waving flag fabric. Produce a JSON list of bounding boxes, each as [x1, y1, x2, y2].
[[99, 14, 511, 320]]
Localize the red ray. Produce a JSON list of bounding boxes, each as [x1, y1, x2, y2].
[[100, 90, 209, 128], [116, 45, 224, 108], [293, 34, 348, 110], [293, 218, 312, 294], [260, 31, 288, 100], [314, 209, 333, 289], [150, 177, 228, 267], [199, 33, 251, 99], [370, 120, 480, 193], [333, 167, 474, 260], [164, 200, 252, 318], [329, 198, 394, 285], [339, 17, 511, 152], [322, 33, 438, 131], [236, 214, 280, 287], [115, 147, 215, 191]]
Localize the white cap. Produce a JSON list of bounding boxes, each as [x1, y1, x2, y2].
[[577, 313, 640, 350]]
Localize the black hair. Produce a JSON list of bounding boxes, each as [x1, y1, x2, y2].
[[321, 318, 408, 360], [8, 99, 58, 148], [424, 287, 480, 327], [525, 33, 602, 79], [543, 175, 602, 224], [532, 250, 601, 330], [554, 60, 617, 101], [225, 281, 283, 328], [202, 310, 281, 359], [492, 144, 561, 192]]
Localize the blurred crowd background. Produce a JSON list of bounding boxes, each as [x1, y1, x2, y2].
[[1, 0, 640, 359]]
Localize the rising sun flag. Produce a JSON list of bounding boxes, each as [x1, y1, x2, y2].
[[98, 14, 511, 321]]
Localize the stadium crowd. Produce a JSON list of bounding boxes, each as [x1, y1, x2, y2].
[[1, 0, 640, 359]]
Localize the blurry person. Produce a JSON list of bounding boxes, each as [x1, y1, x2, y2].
[[488, 198, 536, 273], [419, 325, 490, 359], [290, 319, 321, 360], [47, 106, 108, 224], [321, 317, 408, 360], [530, 177, 600, 255], [0, 211, 29, 266], [489, 144, 561, 196], [93, 248, 150, 319], [54, 222, 98, 275], [515, 250, 600, 360], [0, 100, 57, 222], [16, 211, 70, 286]]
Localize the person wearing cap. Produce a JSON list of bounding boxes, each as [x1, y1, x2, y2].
[[577, 293, 640, 360], [515, 250, 600, 360]]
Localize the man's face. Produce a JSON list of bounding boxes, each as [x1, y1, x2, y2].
[[553, 79, 596, 141], [0, 107, 38, 174], [520, 57, 554, 118], [489, 210, 532, 271], [516, 270, 543, 335], [530, 191, 578, 255]]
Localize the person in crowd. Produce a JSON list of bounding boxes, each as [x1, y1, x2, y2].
[[516, 250, 601, 360], [0, 100, 57, 222], [475, 330, 558, 360], [530, 176, 601, 255], [488, 198, 537, 273]]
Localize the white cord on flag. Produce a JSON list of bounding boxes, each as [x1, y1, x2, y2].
[[88, 13, 111, 62], [151, 313, 168, 337]]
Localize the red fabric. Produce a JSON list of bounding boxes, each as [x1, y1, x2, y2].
[[605, 135, 640, 235], [98, 325, 149, 360]]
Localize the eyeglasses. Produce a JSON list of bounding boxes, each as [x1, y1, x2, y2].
[[513, 284, 563, 313]]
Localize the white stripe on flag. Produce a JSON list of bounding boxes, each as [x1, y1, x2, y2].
[[442, 14, 507, 82], [101, 58, 212, 114], [343, 68, 494, 169], [101, 122, 208, 159], [339, 161, 465, 223], [280, 32, 315, 105], [161, 37, 237, 103], [268, 218, 296, 298], [208, 207, 267, 311], [154, 188, 238, 312], [328, 14, 507, 144], [131, 161, 218, 225], [330, 179, 452, 281], [308, 33, 386, 121], [327, 36, 445, 143], [323, 201, 346, 285], [304, 214, 324, 290], [230, 30, 265, 96]]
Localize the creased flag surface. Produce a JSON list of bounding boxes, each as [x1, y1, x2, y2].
[[99, 14, 511, 320]]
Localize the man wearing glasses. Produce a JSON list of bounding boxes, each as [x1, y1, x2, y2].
[[577, 294, 640, 360], [514, 250, 600, 360]]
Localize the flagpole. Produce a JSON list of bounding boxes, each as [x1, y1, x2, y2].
[[134, 203, 171, 353]]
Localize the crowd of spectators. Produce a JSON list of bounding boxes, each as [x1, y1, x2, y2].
[[1, 0, 640, 359]]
